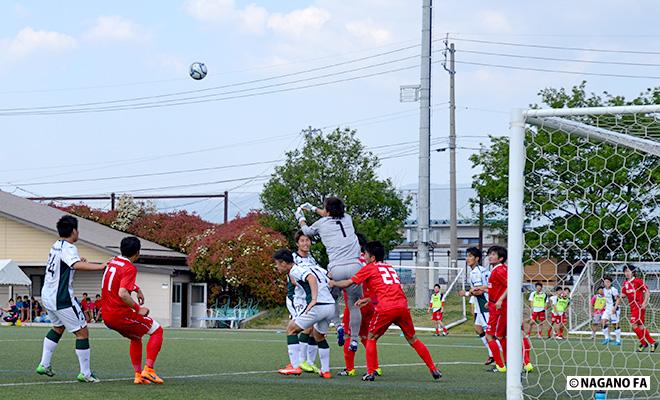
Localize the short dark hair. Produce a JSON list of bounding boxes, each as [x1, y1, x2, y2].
[[364, 241, 385, 262], [555, 286, 562, 292], [623, 264, 636, 274], [356, 232, 368, 250], [324, 197, 345, 218], [57, 215, 78, 237], [535, 282, 543, 288], [294, 230, 311, 243], [597, 285, 604, 290], [603, 275, 613, 282], [95, 294, 101, 298], [487, 245, 507, 263], [434, 283, 441, 289], [466, 247, 482, 261], [120, 236, 141, 258], [83, 292, 88, 296], [273, 248, 294, 264]]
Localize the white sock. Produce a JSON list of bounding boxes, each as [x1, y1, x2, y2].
[[603, 327, 609, 339], [40, 338, 59, 367], [480, 335, 492, 356], [307, 345, 318, 364], [75, 348, 91, 377], [615, 328, 621, 342], [287, 343, 300, 368], [299, 342, 308, 363], [319, 348, 330, 373]]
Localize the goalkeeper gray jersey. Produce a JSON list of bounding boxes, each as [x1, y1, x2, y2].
[[301, 214, 360, 268]]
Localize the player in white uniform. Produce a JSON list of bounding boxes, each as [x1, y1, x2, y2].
[[274, 249, 336, 379], [297, 197, 362, 352], [36, 216, 106, 382], [601, 275, 621, 345], [458, 247, 494, 364]]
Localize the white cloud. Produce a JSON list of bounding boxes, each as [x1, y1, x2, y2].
[[84, 16, 147, 43], [267, 7, 331, 37], [184, 0, 236, 22], [345, 20, 392, 45], [237, 4, 269, 34], [1, 27, 77, 59], [476, 10, 513, 33], [14, 4, 31, 18]]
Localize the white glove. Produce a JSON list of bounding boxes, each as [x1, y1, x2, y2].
[[294, 207, 306, 223], [300, 202, 318, 212]]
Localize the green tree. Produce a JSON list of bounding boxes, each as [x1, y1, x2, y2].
[[260, 128, 411, 261], [470, 82, 659, 262]]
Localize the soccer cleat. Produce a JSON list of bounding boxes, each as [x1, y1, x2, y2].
[[601, 338, 610, 345], [523, 363, 534, 373], [374, 368, 382, 376], [362, 373, 376, 381], [141, 366, 164, 384], [299, 361, 316, 373], [637, 344, 649, 353], [651, 342, 658, 353], [491, 365, 507, 373], [442, 331, 448, 336], [77, 372, 100, 383], [337, 325, 345, 347], [613, 340, 621, 346], [134, 372, 150, 385], [431, 369, 442, 380], [348, 340, 359, 352], [36, 364, 54, 377], [319, 371, 332, 379], [278, 364, 303, 375], [337, 369, 357, 377], [484, 357, 495, 365]]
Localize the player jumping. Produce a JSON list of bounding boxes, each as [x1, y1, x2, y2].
[[621, 265, 657, 353]]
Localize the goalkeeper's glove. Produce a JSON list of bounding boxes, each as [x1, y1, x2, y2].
[[294, 207, 306, 223], [300, 202, 318, 213]]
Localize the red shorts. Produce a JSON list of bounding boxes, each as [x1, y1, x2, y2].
[[432, 311, 443, 321], [629, 306, 646, 325], [486, 303, 507, 338], [359, 304, 374, 338], [551, 314, 567, 324], [369, 307, 416, 338], [104, 311, 156, 340], [531, 311, 546, 322]]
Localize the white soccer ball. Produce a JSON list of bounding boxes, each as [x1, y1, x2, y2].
[[189, 62, 207, 80]]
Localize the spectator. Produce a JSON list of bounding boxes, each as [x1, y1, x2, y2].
[[22, 295, 30, 322], [2, 299, 19, 326], [14, 295, 25, 322], [93, 294, 103, 323], [80, 292, 94, 323], [31, 297, 43, 322]]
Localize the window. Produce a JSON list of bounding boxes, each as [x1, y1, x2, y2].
[[459, 238, 480, 245], [172, 284, 181, 303], [191, 285, 205, 304]]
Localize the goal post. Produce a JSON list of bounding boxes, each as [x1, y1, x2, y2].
[[507, 105, 660, 400]]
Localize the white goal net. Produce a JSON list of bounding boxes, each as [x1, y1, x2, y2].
[[507, 105, 660, 400]]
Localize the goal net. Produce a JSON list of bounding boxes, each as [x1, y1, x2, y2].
[[507, 105, 660, 400]]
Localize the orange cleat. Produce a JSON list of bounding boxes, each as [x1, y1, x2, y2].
[[319, 371, 332, 379], [134, 372, 150, 385], [278, 364, 303, 375], [141, 366, 164, 384]]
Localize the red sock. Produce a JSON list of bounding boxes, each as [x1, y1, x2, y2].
[[343, 340, 355, 371], [559, 327, 564, 337], [523, 336, 531, 365], [547, 328, 552, 337], [443, 327, 448, 334], [365, 339, 378, 374], [146, 326, 163, 368], [411, 339, 436, 371], [500, 338, 507, 363], [488, 339, 504, 368], [644, 329, 655, 345], [633, 326, 647, 346], [129, 339, 142, 373]]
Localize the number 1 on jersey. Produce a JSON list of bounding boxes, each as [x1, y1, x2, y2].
[[102, 266, 117, 291]]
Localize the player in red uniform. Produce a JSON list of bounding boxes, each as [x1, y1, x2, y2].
[[330, 241, 440, 382], [621, 265, 657, 353], [484, 246, 533, 373], [101, 237, 165, 384]]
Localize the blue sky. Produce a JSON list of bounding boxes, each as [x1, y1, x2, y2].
[[1, 0, 659, 221]]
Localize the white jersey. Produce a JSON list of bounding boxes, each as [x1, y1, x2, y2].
[[550, 295, 559, 315], [289, 264, 335, 305], [603, 286, 619, 309], [41, 240, 81, 311], [301, 214, 360, 268], [468, 265, 490, 313], [292, 252, 319, 303]]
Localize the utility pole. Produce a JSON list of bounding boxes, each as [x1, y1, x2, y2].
[[415, 0, 432, 308], [478, 195, 484, 252], [448, 42, 458, 278]]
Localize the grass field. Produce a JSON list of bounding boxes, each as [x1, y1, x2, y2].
[[0, 326, 657, 399]]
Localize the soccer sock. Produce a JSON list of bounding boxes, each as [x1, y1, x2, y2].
[[523, 336, 531, 365], [559, 327, 564, 337], [547, 328, 552, 337], [287, 335, 301, 368], [479, 333, 493, 356], [343, 340, 355, 371], [75, 338, 91, 377], [411, 339, 436, 371], [307, 337, 318, 364], [644, 329, 655, 345], [632, 326, 647, 346], [129, 339, 143, 373], [299, 333, 310, 363], [500, 338, 508, 363], [40, 329, 62, 368], [317, 339, 330, 373], [603, 326, 609, 339], [365, 339, 378, 374], [614, 328, 621, 342], [488, 339, 504, 368], [146, 326, 163, 368]]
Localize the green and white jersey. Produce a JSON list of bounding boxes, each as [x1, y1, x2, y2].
[[289, 264, 335, 305], [292, 252, 319, 304], [41, 240, 81, 310], [468, 265, 490, 313]]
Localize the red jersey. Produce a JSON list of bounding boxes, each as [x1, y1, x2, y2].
[[622, 277, 647, 306], [81, 298, 94, 311], [488, 263, 508, 305], [351, 261, 407, 312], [101, 256, 139, 316]]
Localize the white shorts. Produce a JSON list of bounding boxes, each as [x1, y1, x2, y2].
[[286, 297, 306, 319], [294, 303, 335, 334], [593, 313, 603, 324], [474, 309, 489, 328], [46, 305, 87, 333], [602, 307, 620, 324]]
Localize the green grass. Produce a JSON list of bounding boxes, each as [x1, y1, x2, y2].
[[0, 326, 657, 399]]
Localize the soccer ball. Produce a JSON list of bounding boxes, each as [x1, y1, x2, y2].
[[189, 62, 207, 80]]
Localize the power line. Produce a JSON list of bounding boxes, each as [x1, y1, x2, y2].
[[448, 37, 660, 55], [459, 49, 660, 67]]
